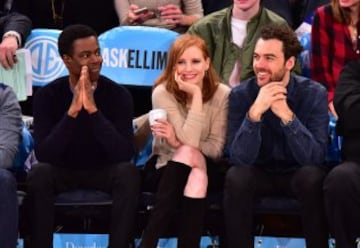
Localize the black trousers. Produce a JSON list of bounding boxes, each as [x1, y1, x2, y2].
[[26, 162, 140, 248], [324, 161, 360, 248], [224, 165, 328, 248]]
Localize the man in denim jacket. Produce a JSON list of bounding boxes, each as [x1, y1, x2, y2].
[[224, 24, 329, 248]]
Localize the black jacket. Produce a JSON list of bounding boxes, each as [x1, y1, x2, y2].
[[334, 60, 360, 162], [0, 0, 32, 46]]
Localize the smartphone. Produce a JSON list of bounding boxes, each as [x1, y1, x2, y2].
[[134, 7, 148, 14]]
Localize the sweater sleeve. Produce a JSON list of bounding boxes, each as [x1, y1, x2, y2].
[[33, 88, 78, 162], [33, 81, 135, 164], [115, 0, 131, 25], [87, 88, 135, 162], [0, 85, 22, 168], [183, 0, 204, 18], [199, 85, 229, 159], [152, 84, 205, 148]]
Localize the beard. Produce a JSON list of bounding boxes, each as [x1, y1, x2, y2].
[[256, 67, 287, 86], [269, 67, 286, 83]]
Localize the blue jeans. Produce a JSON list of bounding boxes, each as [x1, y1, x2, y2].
[[0, 169, 18, 248]]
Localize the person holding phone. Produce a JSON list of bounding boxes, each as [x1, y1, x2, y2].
[[116, 0, 203, 33], [223, 23, 329, 248], [139, 34, 230, 247]]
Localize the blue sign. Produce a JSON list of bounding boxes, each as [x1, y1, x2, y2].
[[24, 27, 178, 87], [46, 234, 341, 248], [99, 26, 178, 86], [53, 234, 108, 248], [24, 29, 68, 87], [254, 236, 305, 248]]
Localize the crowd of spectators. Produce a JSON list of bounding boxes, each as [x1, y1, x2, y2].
[[4, 0, 360, 247]]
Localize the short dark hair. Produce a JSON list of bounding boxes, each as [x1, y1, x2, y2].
[[58, 24, 98, 57], [258, 23, 303, 60]]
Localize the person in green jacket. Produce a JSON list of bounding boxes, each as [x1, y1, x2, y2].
[[188, 0, 289, 87]]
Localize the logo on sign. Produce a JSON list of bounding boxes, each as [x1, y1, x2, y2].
[[26, 36, 65, 84], [65, 242, 106, 248]]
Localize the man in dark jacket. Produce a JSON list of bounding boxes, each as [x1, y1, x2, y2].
[[224, 23, 329, 248], [26, 24, 140, 248], [324, 59, 360, 248]]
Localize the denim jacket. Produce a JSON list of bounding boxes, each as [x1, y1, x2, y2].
[[226, 74, 329, 170]]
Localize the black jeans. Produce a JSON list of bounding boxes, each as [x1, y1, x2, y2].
[[224, 165, 328, 248], [324, 161, 360, 248], [26, 162, 140, 248]]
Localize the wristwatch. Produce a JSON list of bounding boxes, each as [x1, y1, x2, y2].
[[282, 114, 295, 126]]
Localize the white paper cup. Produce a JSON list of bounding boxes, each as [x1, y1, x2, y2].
[[149, 109, 167, 126]]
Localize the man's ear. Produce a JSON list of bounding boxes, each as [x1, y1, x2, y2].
[[62, 54, 72, 66], [285, 56, 295, 71]]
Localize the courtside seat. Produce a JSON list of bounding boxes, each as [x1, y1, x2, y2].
[[55, 190, 112, 207], [255, 197, 301, 215], [53, 191, 113, 233]]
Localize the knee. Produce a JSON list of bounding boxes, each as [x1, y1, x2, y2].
[[225, 166, 255, 193], [292, 166, 326, 194], [26, 163, 53, 190], [172, 145, 205, 169], [0, 169, 16, 194], [184, 168, 208, 198], [324, 162, 357, 196], [112, 163, 141, 191]]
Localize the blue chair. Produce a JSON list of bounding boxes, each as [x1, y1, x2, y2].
[[24, 29, 68, 87], [98, 26, 178, 87]]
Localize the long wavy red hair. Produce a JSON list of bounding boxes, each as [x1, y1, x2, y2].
[[153, 34, 220, 106]]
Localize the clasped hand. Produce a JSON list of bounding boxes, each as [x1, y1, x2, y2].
[[157, 4, 184, 25], [250, 82, 292, 122], [68, 66, 98, 117]]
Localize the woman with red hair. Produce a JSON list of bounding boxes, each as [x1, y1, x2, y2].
[[139, 34, 229, 248]]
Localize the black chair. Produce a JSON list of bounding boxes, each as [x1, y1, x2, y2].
[[54, 190, 112, 233]]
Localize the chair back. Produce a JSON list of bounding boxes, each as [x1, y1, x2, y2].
[[98, 26, 178, 86], [24, 29, 68, 87], [24, 27, 179, 87]]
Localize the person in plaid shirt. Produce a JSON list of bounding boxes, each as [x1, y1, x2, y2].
[[311, 0, 360, 119]]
